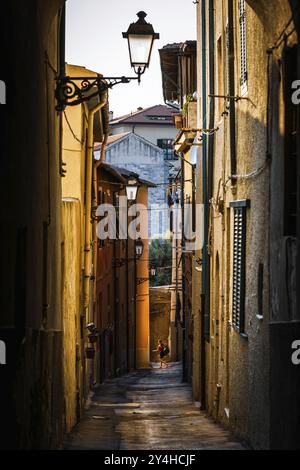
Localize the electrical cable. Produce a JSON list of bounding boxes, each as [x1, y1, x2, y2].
[[63, 110, 85, 145]]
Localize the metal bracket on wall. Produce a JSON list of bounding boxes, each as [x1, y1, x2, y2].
[[55, 74, 141, 111], [136, 278, 149, 286], [209, 94, 248, 102], [209, 94, 256, 108]]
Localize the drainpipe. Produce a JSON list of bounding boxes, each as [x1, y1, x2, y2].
[[181, 154, 186, 382], [200, 0, 208, 411], [227, 0, 237, 178], [134, 244, 137, 369], [93, 103, 109, 314], [83, 91, 108, 315], [100, 133, 108, 162], [126, 227, 130, 371], [206, 0, 215, 336]]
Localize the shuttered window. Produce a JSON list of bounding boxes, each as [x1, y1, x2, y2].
[[230, 200, 250, 334], [239, 0, 248, 94]]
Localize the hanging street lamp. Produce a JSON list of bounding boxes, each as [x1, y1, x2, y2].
[[123, 11, 160, 81], [150, 266, 156, 277], [55, 11, 159, 111], [135, 238, 144, 258], [126, 178, 139, 201]]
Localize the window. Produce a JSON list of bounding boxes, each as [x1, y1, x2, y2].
[[148, 115, 169, 121], [239, 0, 248, 94], [157, 139, 175, 160], [230, 200, 250, 334]]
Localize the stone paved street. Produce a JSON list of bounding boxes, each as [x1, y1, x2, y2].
[[64, 364, 245, 450]]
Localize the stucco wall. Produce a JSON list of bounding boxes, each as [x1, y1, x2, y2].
[[62, 199, 82, 433]]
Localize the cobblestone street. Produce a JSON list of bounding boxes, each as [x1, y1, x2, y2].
[[64, 364, 245, 450]]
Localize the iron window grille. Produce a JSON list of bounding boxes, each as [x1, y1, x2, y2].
[[230, 200, 250, 334]]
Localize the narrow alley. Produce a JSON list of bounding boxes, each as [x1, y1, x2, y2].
[[64, 364, 244, 451]]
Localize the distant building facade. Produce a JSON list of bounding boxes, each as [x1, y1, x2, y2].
[[110, 104, 178, 151], [96, 131, 171, 238], [106, 105, 180, 238]]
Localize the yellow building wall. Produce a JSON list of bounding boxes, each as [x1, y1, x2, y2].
[[62, 199, 82, 433], [136, 186, 150, 368], [61, 63, 99, 429]]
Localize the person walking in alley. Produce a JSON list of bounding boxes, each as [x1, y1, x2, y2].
[[154, 339, 170, 368]]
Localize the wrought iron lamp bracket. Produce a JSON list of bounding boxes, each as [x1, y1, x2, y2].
[[55, 71, 144, 111]]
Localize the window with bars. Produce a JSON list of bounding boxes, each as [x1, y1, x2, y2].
[[230, 200, 250, 334], [239, 0, 248, 94]]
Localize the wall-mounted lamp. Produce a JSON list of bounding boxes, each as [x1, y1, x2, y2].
[[150, 266, 156, 277], [135, 238, 144, 258], [55, 11, 159, 111], [123, 11, 160, 78], [126, 178, 139, 201]]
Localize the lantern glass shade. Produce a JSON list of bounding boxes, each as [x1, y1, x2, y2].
[[151, 267, 156, 276], [126, 184, 138, 201], [128, 34, 154, 72], [123, 12, 159, 75]]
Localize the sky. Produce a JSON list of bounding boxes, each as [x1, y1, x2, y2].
[[66, 0, 196, 118]]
